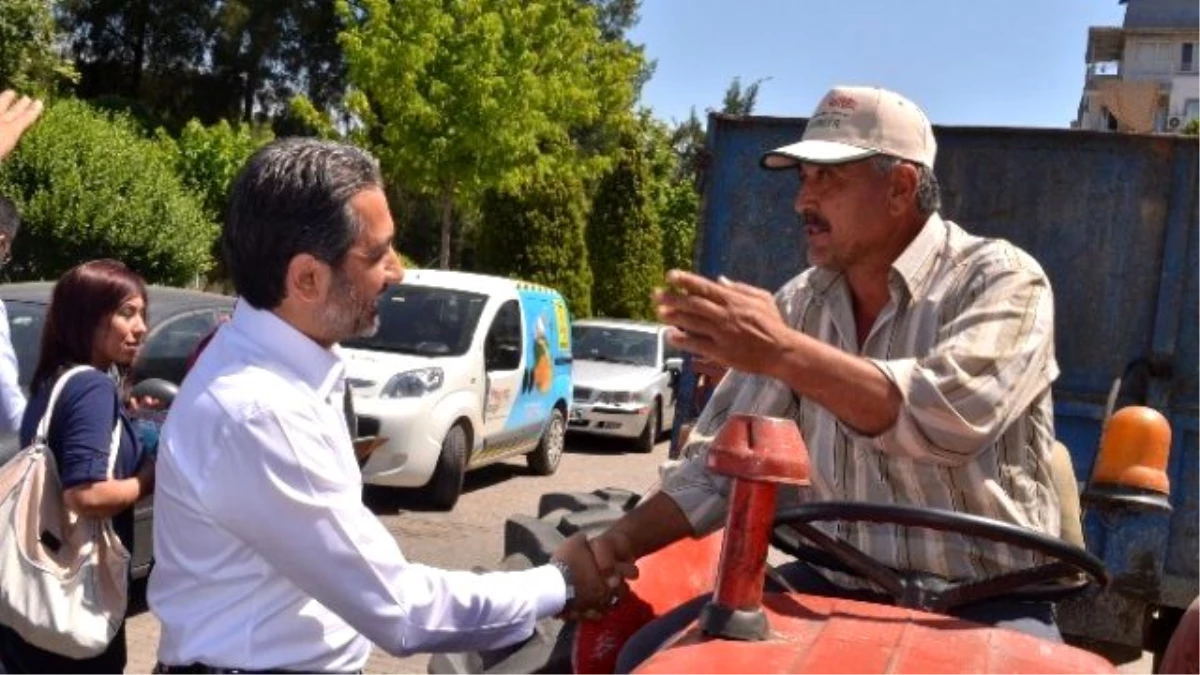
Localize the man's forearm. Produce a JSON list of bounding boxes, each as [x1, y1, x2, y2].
[[773, 330, 902, 436], [604, 491, 696, 562]]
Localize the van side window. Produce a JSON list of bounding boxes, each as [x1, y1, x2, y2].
[[485, 300, 523, 371]]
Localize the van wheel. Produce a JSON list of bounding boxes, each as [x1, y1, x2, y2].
[[634, 402, 658, 454], [423, 424, 467, 510], [527, 408, 565, 476]]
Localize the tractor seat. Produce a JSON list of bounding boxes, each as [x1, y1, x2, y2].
[[1050, 440, 1085, 549]]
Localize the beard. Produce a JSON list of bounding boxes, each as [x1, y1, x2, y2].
[[321, 270, 380, 343]]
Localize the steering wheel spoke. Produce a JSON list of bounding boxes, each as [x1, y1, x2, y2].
[[772, 502, 1108, 612], [789, 522, 907, 598]]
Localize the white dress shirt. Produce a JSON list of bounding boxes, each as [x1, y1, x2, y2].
[[0, 299, 26, 435], [148, 303, 566, 672]]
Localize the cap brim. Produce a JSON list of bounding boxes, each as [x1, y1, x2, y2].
[[760, 140, 879, 170]]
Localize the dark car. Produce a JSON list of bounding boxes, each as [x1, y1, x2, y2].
[[0, 282, 235, 578]]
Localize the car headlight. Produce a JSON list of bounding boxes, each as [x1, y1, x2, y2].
[[597, 390, 645, 405], [380, 367, 444, 399]]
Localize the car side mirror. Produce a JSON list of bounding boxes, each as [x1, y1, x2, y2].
[[131, 378, 179, 407], [663, 357, 683, 373]]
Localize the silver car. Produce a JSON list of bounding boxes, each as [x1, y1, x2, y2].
[[568, 319, 682, 452]]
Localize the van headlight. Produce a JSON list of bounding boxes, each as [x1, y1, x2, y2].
[[381, 368, 444, 399]]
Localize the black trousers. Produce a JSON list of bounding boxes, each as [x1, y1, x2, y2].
[[0, 622, 127, 674]]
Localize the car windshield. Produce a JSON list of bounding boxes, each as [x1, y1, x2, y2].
[[572, 325, 657, 367], [5, 300, 45, 389], [343, 285, 488, 357]]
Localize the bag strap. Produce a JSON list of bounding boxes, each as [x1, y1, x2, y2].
[[34, 364, 94, 443], [104, 408, 122, 480], [34, 365, 124, 479]]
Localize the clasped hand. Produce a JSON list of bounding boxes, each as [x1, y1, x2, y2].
[[550, 531, 639, 620]]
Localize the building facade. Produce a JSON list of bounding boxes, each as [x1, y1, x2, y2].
[[1076, 0, 1199, 133]]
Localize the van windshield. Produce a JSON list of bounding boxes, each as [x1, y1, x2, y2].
[[344, 286, 488, 357]]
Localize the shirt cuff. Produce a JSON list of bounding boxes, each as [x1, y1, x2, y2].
[[523, 564, 568, 618]]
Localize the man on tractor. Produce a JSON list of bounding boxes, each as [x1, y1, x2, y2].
[[575, 85, 1069, 671]]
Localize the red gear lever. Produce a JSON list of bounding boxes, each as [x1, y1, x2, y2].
[[700, 413, 810, 640]]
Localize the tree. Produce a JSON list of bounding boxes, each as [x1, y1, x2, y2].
[[658, 178, 698, 272], [639, 112, 696, 273], [338, 0, 642, 269], [1184, 118, 1199, 136], [582, 0, 639, 42], [721, 76, 767, 116], [587, 136, 662, 319], [209, 0, 347, 123], [56, 0, 346, 132], [0, 99, 215, 285], [476, 174, 592, 318], [0, 0, 77, 95], [58, 0, 214, 116], [157, 118, 272, 222]]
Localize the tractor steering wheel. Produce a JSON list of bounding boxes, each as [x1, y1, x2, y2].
[[770, 501, 1108, 613]]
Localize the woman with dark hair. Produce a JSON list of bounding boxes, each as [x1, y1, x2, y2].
[[0, 259, 155, 673]]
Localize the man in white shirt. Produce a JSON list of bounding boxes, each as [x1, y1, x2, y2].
[[149, 138, 630, 673], [0, 90, 45, 438]]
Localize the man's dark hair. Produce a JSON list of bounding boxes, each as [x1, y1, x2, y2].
[[0, 195, 20, 239], [223, 138, 383, 309]]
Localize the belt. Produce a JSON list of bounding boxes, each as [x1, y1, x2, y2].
[[154, 662, 361, 674]]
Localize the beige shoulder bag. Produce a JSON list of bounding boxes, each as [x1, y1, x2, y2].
[[0, 364, 130, 658]]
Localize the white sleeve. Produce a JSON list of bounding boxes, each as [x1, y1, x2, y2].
[[197, 405, 567, 657], [0, 301, 26, 434]]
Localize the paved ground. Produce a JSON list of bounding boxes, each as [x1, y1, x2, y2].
[[121, 430, 1155, 674]]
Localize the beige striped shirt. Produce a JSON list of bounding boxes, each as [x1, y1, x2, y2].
[[660, 213, 1061, 584]]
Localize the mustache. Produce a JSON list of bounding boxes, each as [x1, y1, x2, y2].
[[799, 210, 831, 232]]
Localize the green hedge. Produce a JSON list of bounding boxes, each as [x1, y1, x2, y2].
[[0, 99, 215, 285]]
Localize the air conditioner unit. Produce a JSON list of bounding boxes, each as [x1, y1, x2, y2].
[[1168, 116, 1183, 129]]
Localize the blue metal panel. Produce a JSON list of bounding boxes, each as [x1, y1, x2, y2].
[[681, 115, 1200, 627]]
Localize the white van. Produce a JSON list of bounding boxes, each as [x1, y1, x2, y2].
[[341, 270, 574, 509]]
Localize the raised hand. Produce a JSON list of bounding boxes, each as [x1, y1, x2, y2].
[[654, 269, 791, 378], [0, 91, 44, 162]]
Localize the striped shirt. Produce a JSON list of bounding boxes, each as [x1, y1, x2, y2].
[[660, 214, 1061, 585]]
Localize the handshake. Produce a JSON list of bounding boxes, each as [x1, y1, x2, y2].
[[549, 530, 640, 620]]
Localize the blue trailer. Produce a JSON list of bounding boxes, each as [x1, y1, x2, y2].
[[671, 113, 1198, 661]]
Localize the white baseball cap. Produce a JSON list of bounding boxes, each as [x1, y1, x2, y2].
[[761, 86, 937, 170]]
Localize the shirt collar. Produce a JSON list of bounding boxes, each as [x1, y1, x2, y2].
[[802, 212, 949, 302], [227, 302, 346, 402], [889, 212, 947, 301]]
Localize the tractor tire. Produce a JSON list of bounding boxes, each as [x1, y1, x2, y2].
[[634, 402, 659, 454], [427, 488, 642, 675], [422, 423, 468, 511], [526, 408, 565, 476]]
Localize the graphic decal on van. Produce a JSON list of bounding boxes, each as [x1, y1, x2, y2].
[[507, 290, 572, 433]]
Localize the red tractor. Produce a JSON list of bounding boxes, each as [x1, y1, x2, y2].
[[431, 404, 1175, 674]]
